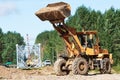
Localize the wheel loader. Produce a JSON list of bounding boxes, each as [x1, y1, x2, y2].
[[35, 2, 113, 75]]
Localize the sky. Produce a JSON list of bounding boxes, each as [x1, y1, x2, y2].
[[0, 0, 120, 45]]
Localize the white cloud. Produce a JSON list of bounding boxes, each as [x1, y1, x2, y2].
[[0, 2, 17, 16]]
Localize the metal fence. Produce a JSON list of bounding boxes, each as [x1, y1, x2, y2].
[[16, 43, 41, 69]]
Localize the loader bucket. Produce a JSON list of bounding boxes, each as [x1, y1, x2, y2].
[[35, 2, 71, 21]]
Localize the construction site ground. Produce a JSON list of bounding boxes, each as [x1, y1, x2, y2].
[[0, 65, 120, 80]]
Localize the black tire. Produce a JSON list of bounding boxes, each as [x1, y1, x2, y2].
[[72, 57, 88, 75], [54, 58, 68, 76], [100, 58, 111, 74]]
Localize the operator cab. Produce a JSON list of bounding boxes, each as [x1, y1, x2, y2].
[[77, 31, 100, 54]]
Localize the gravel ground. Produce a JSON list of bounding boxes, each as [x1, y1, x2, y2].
[[4, 74, 120, 80], [0, 66, 120, 80], [29, 74, 120, 80]]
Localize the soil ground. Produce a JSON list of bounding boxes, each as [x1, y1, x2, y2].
[[0, 66, 120, 80]]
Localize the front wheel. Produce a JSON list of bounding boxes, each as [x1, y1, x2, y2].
[[54, 58, 69, 76], [72, 57, 88, 75]]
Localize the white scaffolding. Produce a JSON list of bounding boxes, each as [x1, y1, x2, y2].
[[16, 43, 41, 69]]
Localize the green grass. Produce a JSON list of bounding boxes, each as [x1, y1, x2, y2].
[[113, 65, 120, 74]]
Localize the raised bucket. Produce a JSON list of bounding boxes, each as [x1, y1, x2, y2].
[[35, 2, 71, 21]]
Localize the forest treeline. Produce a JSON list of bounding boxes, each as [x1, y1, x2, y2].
[[35, 6, 120, 66], [0, 28, 24, 64]]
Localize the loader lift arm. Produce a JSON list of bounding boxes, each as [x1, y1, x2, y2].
[[50, 19, 85, 57]]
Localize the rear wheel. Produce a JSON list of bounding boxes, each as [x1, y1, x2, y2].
[[72, 57, 88, 75], [100, 58, 111, 74], [54, 58, 69, 76]]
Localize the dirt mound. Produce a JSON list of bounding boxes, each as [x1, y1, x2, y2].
[[0, 66, 18, 79], [0, 66, 54, 79]]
